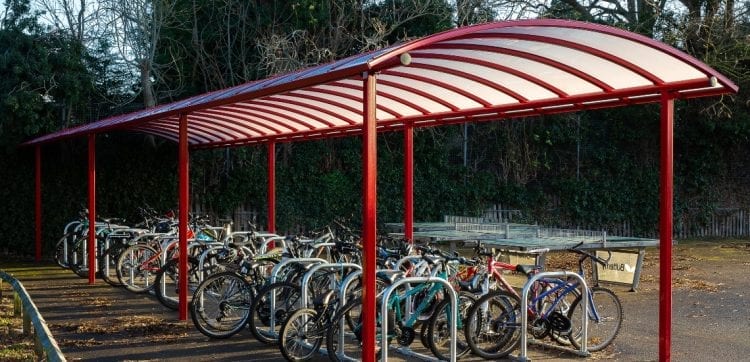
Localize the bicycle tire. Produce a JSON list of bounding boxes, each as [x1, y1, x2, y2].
[[248, 281, 303, 345], [154, 257, 201, 310], [325, 299, 369, 362], [116, 244, 160, 293], [427, 291, 477, 360], [71, 260, 92, 278], [279, 308, 323, 361], [464, 290, 522, 360], [54, 235, 70, 268], [568, 286, 623, 352], [99, 245, 127, 286], [69, 237, 89, 278], [328, 270, 411, 361], [548, 287, 579, 346], [190, 271, 254, 339]]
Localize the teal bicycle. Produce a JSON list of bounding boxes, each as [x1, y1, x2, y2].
[[326, 245, 477, 361]]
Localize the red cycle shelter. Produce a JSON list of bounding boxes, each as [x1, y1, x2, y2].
[[24, 19, 737, 361]]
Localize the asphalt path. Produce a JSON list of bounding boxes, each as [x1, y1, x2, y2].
[[2, 241, 748, 361]]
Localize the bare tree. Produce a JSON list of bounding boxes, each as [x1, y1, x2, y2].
[[102, 0, 179, 107], [35, 0, 103, 44]]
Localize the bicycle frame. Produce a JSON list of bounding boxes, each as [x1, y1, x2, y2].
[[380, 277, 459, 362], [387, 260, 451, 331]]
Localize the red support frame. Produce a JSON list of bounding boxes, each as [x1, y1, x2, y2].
[[87, 134, 96, 284], [404, 126, 414, 241], [34, 146, 42, 262], [361, 72, 377, 362], [178, 113, 190, 320], [267, 142, 276, 233], [659, 94, 674, 361]]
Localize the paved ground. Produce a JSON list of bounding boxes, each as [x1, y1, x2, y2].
[[1, 240, 748, 361]]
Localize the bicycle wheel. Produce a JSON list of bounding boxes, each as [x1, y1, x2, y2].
[[99, 245, 127, 286], [248, 281, 303, 344], [69, 237, 89, 278], [54, 235, 71, 268], [116, 244, 160, 293], [326, 299, 377, 362], [464, 290, 522, 360], [427, 291, 477, 360], [279, 308, 323, 361], [568, 287, 623, 352], [548, 288, 579, 346], [154, 257, 201, 310], [527, 281, 577, 343], [190, 271, 253, 339]]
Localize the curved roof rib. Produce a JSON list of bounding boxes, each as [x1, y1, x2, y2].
[[24, 19, 737, 148]]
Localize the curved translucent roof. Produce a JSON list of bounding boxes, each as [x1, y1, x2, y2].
[[24, 19, 737, 148]]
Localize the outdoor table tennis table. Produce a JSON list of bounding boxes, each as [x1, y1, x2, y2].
[[385, 222, 660, 291]]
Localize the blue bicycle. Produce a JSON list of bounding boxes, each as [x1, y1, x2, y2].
[[464, 243, 623, 359]]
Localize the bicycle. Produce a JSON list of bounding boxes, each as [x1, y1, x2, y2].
[[463, 242, 624, 359], [325, 244, 475, 361], [248, 233, 364, 345], [189, 247, 281, 339]]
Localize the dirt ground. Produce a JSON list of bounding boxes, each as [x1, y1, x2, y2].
[[1, 240, 748, 361]]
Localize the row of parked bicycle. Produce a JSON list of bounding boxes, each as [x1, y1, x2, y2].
[[54, 206, 623, 361]]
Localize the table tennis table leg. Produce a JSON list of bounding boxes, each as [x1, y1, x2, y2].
[[630, 248, 646, 291]]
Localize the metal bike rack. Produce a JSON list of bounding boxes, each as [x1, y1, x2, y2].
[[120, 233, 171, 289], [195, 244, 224, 280], [380, 277, 458, 362], [393, 255, 421, 270], [519, 271, 590, 361], [250, 233, 285, 254], [292, 263, 363, 357], [157, 238, 213, 302], [393, 254, 441, 323], [300, 263, 362, 308], [100, 228, 147, 280], [330, 270, 364, 362], [60, 220, 81, 266], [74, 222, 126, 273], [262, 258, 328, 337]]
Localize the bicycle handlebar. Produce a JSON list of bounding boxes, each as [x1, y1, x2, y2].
[[570, 241, 611, 265]]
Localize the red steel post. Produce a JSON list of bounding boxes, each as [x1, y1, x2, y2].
[[659, 94, 674, 361], [178, 113, 190, 320], [267, 142, 276, 234], [35, 145, 42, 262], [87, 134, 96, 284], [362, 72, 377, 362], [404, 126, 414, 241]]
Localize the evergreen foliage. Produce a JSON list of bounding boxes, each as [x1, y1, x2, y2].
[[0, 0, 748, 256]]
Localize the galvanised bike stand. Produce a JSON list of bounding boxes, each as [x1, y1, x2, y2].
[[518, 271, 590, 362], [380, 277, 459, 362], [195, 242, 243, 282], [296, 262, 363, 357], [100, 228, 147, 281], [332, 270, 364, 362], [393, 254, 437, 323], [158, 238, 211, 302], [262, 258, 328, 339], [300, 262, 362, 310]]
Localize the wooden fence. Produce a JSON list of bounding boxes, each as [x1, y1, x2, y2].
[[191, 201, 260, 232], [675, 208, 750, 239]]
